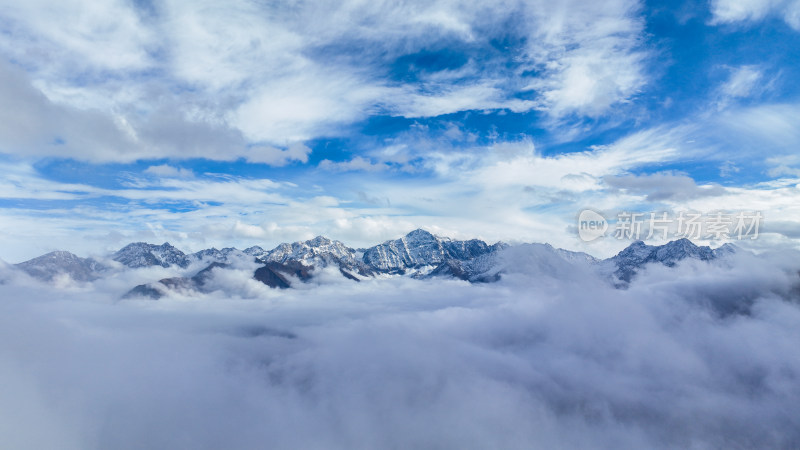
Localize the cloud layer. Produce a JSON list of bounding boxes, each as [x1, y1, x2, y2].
[[1, 247, 799, 449]]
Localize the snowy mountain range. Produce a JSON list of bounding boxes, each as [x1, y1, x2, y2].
[[9, 230, 738, 297], [600, 238, 737, 285]]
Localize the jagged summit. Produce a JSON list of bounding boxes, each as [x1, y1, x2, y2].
[[648, 238, 715, 265], [190, 247, 243, 264], [113, 242, 190, 269], [243, 246, 268, 259], [607, 238, 735, 283], [362, 228, 500, 273], [12, 233, 741, 294], [714, 242, 739, 257], [405, 228, 437, 240], [307, 235, 333, 246], [263, 236, 357, 265]]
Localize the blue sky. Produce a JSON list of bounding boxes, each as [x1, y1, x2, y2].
[[1, 0, 800, 261]]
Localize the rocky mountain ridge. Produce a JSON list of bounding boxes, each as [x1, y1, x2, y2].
[[11, 231, 739, 297]]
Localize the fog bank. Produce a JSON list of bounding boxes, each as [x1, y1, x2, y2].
[[1, 248, 799, 449]]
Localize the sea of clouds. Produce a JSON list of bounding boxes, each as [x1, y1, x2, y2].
[[1, 246, 799, 449]]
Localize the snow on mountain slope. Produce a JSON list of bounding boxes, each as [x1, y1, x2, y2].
[[189, 247, 245, 265], [362, 229, 501, 273], [264, 236, 358, 266], [12, 231, 743, 294], [113, 242, 190, 268], [603, 238, 738, 284], [427, 243, 597, 283], [15, 250, 105, 282], [243, 246, 268, 259]]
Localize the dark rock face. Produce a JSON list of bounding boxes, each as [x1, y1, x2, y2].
[[254, 261, 314, 289], [427, 260, 470, 280], [253, 265, 291, 289], [122, 284, 163, 300], [16, 251, 104, 282], [123, 262, 230, 299]]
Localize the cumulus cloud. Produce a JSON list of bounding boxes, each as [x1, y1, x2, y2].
[[0, 0, 651, 158], [0, 0, 156, 74], [0, 246, 799, 449], [0, 61, 138, 161], [0, 60, 316, 164]]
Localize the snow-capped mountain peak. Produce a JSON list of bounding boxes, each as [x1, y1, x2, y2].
[[16, 250, 104, 282], [647, 238, 715, 266], [263, 236, 358, 266], [606, 238, 726, 284], [189, 247, 244, 264], [113, 242, 190, 268], [362, 229, 500, 273], [243, 246, 268, 259]]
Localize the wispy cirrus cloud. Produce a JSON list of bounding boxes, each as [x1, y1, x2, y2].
[[710, 0, 800, 30]]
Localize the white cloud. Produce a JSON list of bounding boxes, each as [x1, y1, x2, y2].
[[0, 0, 156, 73], [711, 103, 800, 157], [468, 127, 681, 192], [144, 164, 195, 178], [605, 171, 727, 201], [163, 0, 305, 91], [713, 65, 774, 111], [386, 83, 536, 118], [521, 0, 647, 118], [319, 157, 386, 172], [710, 0, 800, 29], [1, 247, 800, 448], [720, 160, 741, 177], [245, 143, 312, 166], [767, 165, 800, 177], [720, 66, 764, 99], [0, 0, 651, 159], [231, 69, 386, 142]]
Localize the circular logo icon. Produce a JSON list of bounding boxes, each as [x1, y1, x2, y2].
[[578, 209, 608, 242]]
